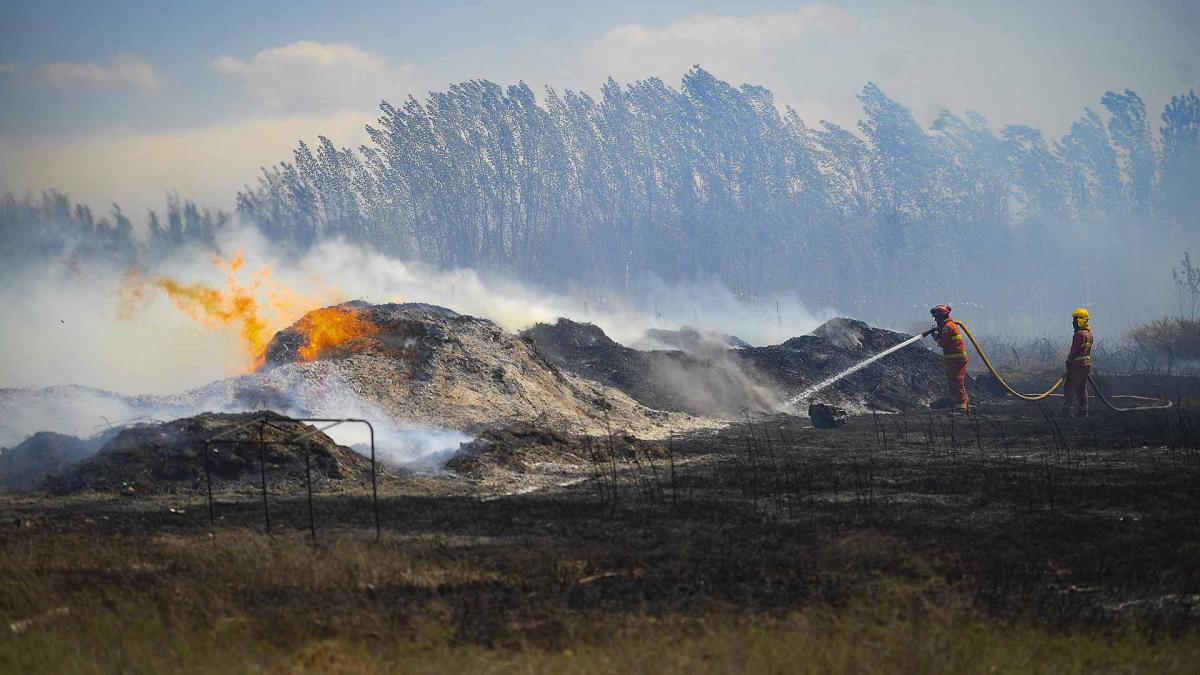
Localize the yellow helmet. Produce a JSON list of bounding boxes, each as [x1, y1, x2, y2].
[[1072, 307, 1090, 330]]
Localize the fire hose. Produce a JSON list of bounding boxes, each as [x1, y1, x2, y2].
[[953, 321, 1173, 412], [1083, 375, 1173, 412]]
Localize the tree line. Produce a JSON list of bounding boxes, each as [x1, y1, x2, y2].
[[5, 68, 1198, 328], [235, 68, 1199, 324], [0, 191, 228, 275]]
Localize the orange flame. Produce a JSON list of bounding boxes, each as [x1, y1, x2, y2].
[[120, 253, 351, 371], [155, 277, 271, 370], [292, 307, 380, 362]]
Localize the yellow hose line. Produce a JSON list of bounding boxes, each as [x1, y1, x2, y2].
[[953, 321, 1173, 411], [1086, 374, 1173, 411], [953, 321, 1063, 401]]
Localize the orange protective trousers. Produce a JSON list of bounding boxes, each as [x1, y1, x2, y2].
[[943, 358, 969, 409], [1063, 363, 1090, 404]]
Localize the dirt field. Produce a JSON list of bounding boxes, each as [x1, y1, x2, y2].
[[2, 399, 1199, 672]]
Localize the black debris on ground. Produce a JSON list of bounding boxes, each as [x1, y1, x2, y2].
[[445, 421, 664, 478], [44, 411, 383, 495], [0, 431, 107, 490]]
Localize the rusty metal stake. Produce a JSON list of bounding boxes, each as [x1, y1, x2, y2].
[[204, 441, 215, 528], [303, 441, 316, 543], [258, 418, 272, 536], [369, 422, 380, 541]]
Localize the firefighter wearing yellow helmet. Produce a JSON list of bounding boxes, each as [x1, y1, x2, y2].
[[1062, 307, 1092, 417]]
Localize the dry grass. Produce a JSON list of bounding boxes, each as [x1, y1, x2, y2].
[[1, 529, 1197, 674]]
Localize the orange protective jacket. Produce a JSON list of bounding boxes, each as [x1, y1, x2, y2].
[[1067, 329, 1092, 367], [934, 320, 968, 362]]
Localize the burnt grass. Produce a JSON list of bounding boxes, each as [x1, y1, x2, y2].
[[3, 400, 1200, 654]]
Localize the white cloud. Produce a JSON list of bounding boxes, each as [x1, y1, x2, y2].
[[32, 52, 165, 92], [581, 4, 858, 86], [211, 41, 415, 113], [0, 110, 372, 218]]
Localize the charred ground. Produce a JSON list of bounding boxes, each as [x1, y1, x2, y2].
[[2, 398, 1199, 671]]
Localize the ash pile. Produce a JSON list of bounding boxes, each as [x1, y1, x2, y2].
[[522, 319, 779, 417], [189, 301, 704, 437], [0, 431, 111, 490], [42, 412, 380, 495], [445, 421, 665, 479], [740, 317, 981, 412]]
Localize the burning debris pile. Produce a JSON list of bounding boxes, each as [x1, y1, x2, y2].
[[0, 303, 707, 460], [444, 423, 583, 476], [45, 412, 379, 495], [189, 302, 705, 437], [523, 319, 779, 417]]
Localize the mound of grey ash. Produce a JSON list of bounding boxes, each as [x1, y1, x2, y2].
[[0, 431, 107, 490], [44, 411, 380, 495], [227, 301, 700, 437], [525, 316, 990, 414], [445, 421, 664, 478], [632, 327, 751, 355], [521, 319, 779, 418]]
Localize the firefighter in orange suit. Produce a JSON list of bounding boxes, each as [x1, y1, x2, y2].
[[923, 304, 969, 413], [1062, 307, 1093, 417]]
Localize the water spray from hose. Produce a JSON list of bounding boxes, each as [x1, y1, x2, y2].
[[783, 320, 1172, 413], [785, 333, 925, 407]]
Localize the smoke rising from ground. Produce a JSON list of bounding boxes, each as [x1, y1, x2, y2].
[[0, 374, 470, 471]]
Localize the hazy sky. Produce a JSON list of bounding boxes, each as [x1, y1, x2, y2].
[[1, 0, 1196, 217]]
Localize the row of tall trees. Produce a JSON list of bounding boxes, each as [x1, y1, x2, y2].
[[0, 191, 228, 274], [235, 69, 1199, 324], [5, 70, 1196, 328]]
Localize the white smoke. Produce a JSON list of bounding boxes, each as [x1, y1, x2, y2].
[[0, 222, 829, 396], [0, 221, 830, 458], [256, 372, 470, 470], [0, 375, 470, 470], [274, 232, 831, 349]]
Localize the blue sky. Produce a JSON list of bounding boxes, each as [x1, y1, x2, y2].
[[1, 0, 1197, 215]]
